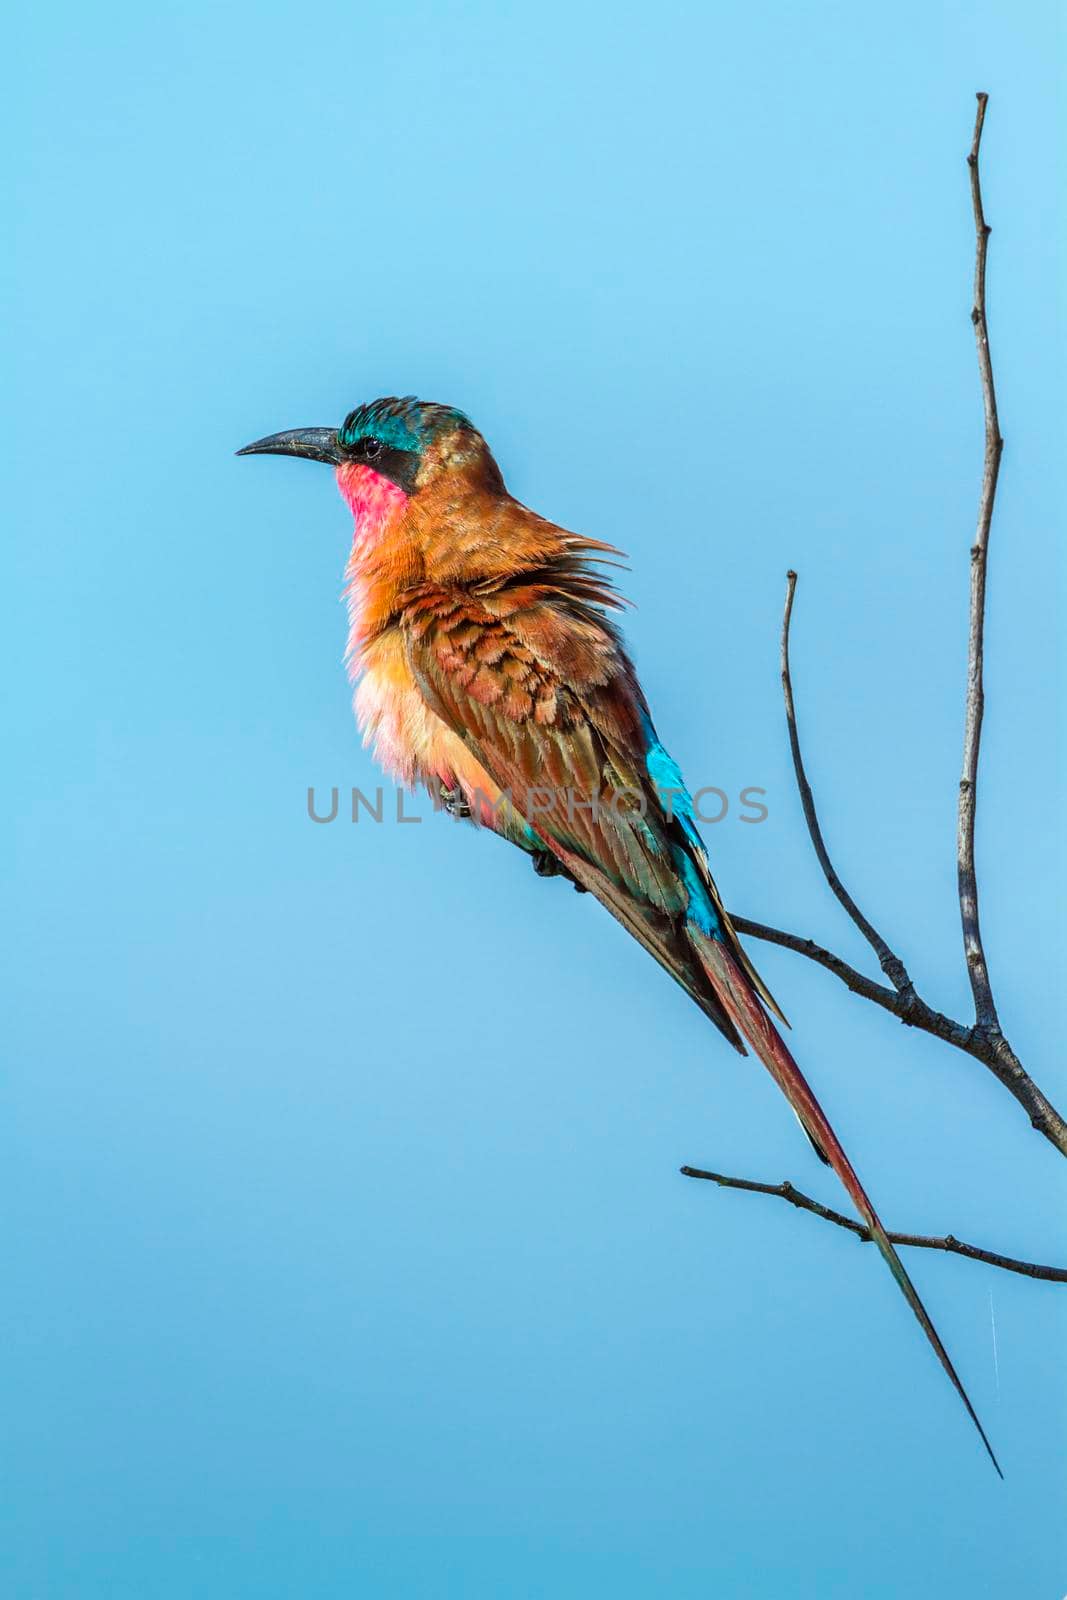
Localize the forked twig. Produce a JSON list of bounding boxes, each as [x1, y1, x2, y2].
[[725, 94, 1067, 1158], [690, 95, 1065, 1285], [733, 583, 1067, 1151]]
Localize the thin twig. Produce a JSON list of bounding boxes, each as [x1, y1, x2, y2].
[[680, 1167, 1067, 1283], [731, 912, 1067, 1156], [958, 91, 1004, 1033], [780, 571, 915, 998]]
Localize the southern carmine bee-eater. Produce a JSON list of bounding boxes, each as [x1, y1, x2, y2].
[[239, 395, 999, 1474]]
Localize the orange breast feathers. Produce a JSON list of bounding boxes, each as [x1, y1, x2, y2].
[[338, 460, 505, 821], [352, 627, 497, 810]]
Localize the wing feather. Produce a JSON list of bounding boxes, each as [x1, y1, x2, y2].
[[400, 564, 746, 1047]]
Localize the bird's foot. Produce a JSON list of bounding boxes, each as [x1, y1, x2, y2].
[[439, 785, 472, 819], [531, 849, 587, 893]]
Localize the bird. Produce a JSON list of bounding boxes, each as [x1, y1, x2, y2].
[[238, 394, 1000, 1474]]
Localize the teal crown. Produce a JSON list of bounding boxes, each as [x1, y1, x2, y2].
[[337, 396, 471, 455]]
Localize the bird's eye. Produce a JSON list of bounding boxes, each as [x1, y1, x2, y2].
[[362, 437, 383, 461]]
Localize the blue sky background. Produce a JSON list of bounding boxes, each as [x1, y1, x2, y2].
[[6, 2, 1065, 1595]]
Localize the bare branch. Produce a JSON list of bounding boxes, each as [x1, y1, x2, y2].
[[958, 91, 1004, 1032], [734, 98, 1067, 1157], [779, 571, 915, 997], [731, 912, 1067, 1157], [680, 1167, 1067, 1283], [687, 97, 1065, 1299]]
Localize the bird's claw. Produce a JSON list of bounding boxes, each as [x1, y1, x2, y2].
[[531, 849, 586, 892], [439, 785, 472, 819]]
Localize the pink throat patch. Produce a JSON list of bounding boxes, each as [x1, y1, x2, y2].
[[336, 462, 409, 556], [338, 462, 410, 682]]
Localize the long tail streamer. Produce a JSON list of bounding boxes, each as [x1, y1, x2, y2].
[[696, 933, 1002, 1477]]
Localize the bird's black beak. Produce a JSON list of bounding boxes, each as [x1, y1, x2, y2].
[[236, 427, 342, 465]]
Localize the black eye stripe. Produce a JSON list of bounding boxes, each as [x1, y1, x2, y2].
[[334, 429, 420, 494]]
